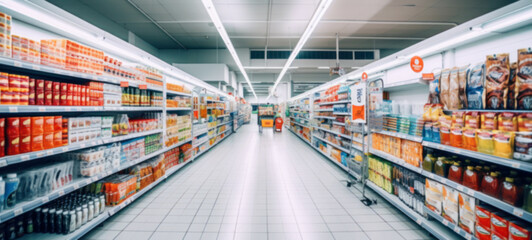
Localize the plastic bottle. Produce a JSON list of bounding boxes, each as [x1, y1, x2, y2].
[[448, 162, 463, 184], [501, 177, 523, 207], [422, 152, 436, 172], [5, 174, 19, 208], [68, 210, 76, 233], [0, 177, 5, 212], [524, 184, 532, 213], [481, 172, 501, 198], [463, 166, 480, 190]]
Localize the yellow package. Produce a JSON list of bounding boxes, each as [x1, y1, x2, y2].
[[481, 112, 498, 130], [476, 129, 494, 155], [493, 131, 514, 159], [430, 104, 443, 122], [423, 103, 432, 121]]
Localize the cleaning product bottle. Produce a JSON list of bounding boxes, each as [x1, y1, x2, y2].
[[5, 174, 19, 208], [0, 177, 5, 211]]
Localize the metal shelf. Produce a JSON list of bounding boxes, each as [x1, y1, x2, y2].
[[194, 131, 232, 159], [365, 181, 460, 240], [422, 141, 532, 173], [368, 148, 422, 174], [166, 138, 192, 150], [313, 135, 351, 153], [193, 137, 209, 148], [332, 121, 346, 126], [167, 107, 192, 111], [166, 90, 192, 97], [332, 112, 350, 116], [314, 116, 336, 120], [217, 114, 230, 118], [318, 100, 350, 105], [287, 128, 311, 145], [314, 109, 334, 112], [103, 106, 163, 111], [292, 121, 309, 128], [0, 105, 104, 113], [424, 206, 478, 240], [373, 130, 423, 143], [206, 99, 224, 103], [315, 127, 351, 139], [0, 129, 163, 169]]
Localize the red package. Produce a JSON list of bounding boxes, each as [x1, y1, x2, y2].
[[53, 82, 60, 92], [0, 73, 8, 91], [476, 205, 493, 229], [19, 92, 28, 105], [8, 74, 20, 93], [475, 224, 491, 240], [19, 117, 31, 136], [43, 132, 54, 149], [491, 212, 511, 238], [36, 90, 44, 105], [44, 80, 52, 92], [28, 78, 35, 90], [45, 91, 52, 105], [53, 91, 60, 105], [19, 135, 30, 153], [67, 84, 73, 105], [43, 116, 54, 133], [7, 135, 19, 155], [0, 118, 4, 137], [28, 87, 35, 105], [0, 136, 4, 157], [11, 92, 19, 105], [54, 116, 62, 130], [31, 117, 43, 135], [1, 90, 11, 105], [7, 117, 19, 136], [31, 134, 43, 151], [493, 231, 509, 240], [73, 84, 78, 105], [509, 221, 532, 240], [36, 79, 44, 92], [60, 83, 68, 105], [54, 131, 62, 147], [19, 76, 29, 93]]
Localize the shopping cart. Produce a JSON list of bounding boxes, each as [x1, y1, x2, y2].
[[258, 104, 275, 133]]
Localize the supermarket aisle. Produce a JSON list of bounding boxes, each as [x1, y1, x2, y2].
[[83, 121, 433, 240]]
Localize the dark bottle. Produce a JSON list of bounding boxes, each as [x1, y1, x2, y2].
[[48, 209, 55, 233], [0, 223, 5, 240], [33, 208, 41, 233], [56, 210, 63, 234], [41, 208, 48, 233], [6, 221, 15, 240], [15, 218, 24, 238], [25, 213, 33, 234]]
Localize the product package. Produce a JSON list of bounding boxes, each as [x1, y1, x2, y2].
[[508, 62, 518, 109], [467, 63, 485, 109], [429, 72, 441, 104], [440, 69, 451, 109], [458, 192, 476, 234], [493, 131, 514, 159], [425, 179, 443, 215], [485, 53, 510, 109], [516, 48, 532, 110], [477, 129, 495, 155], [442, 185, 459, 225], [449, 67, 460, 110], [458, 65, 469, 109]]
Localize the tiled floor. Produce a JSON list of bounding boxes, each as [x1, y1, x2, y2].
[[83, 118, 435, 240]]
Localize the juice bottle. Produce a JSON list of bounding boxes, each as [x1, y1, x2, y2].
[[448, 161, 463, 184], [501, 177, 523, 207], [422, 151, 436, 172], [481, 172, 501, 198], [524, 183, 532, 212], [434, 157, 448, 177], [5, 174, 19, 208], [463, 166, 480, 190]]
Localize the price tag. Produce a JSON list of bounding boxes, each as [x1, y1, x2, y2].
[[32, 65, 40, 70], [456, 186, 464, 192], [91, 75, 97, 80], [14, 61, 22, 67], [76, 107, 82, 111], [46, 150, 53, 156], [0, 160, 7, 167], [120, 81, 129, 87], [453, 149, 461, 154], [511, 162, 520, 168], [467, 189, 475, 196], [441, 179, 447, 184], [53, 69, 61, 74], [41, 196, 49, 204], [62, 147, 69, 152], [21, 155, 30, 161], [73, 183, 80, 190], [454, 226, 460, 232], [38, 107, 45, 112], [8, 106, 18, 113], [466, 234, 472, 240], [36, 152, 45, 157], [443, 220, 449, 226], [415, 218, 422, 225], [139, 84, 147, 90], [65, 107, 71, 111], [513, 208, 524, 217], [58, 190, 65, 196], [80, 143, 86, 148], [91, 176, 98, 182], [13, 208, 23, 216]]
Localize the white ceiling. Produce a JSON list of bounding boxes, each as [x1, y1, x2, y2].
[[48, 0, 515, 50]]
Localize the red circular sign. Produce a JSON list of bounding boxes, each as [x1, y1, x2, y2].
[[362, 72, 368, 81], [410, 56, 424, 73]]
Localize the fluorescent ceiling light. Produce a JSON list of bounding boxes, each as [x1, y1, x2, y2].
[[268, 0, 334, 99], [481, 5, 532, 32], [351, 67, 360, 69], [244, 66, 298, 70], [317, 66, 331, 69], [201, 0, 257, 99]]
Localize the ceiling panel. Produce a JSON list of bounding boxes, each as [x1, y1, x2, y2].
[[270, 1, 319, 21], [224, 22, 268, 36], [122, 23, 178, 48], [157, 0, 211, 21], [79, 0, 146, 23]]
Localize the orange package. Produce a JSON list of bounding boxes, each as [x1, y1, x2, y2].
[[54, 131, 62, 147], [54, 116, 62, 131], [450, 127, 464, 149], [31, 117, 44, 135], [43, 132, 54, 149], [440, 115, 452, 146], [518, 113, 532, 132], [465, 112, 480, 129], [19, 117, 31, 136], [43, 116, 55, 133], [20, 135, 31, 153], [31, 134, 43, 151], [498, 112, 517, 131], [481, 112, 498, 130], [463, 128, 477, 151]]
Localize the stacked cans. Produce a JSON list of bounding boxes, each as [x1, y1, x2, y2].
[[0, 12, 11, 58]]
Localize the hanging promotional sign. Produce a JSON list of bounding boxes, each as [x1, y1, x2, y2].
[[362, 72, 368, 81], [410, 56, 424, 73], [350, 82, 366, 123]]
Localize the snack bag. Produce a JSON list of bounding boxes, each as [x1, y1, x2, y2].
[[432, 122, 441, 143], [429, 72, 441, 104], [508, 62, 517, 109], [439, 115, 452, 145], [493, 131, 514, 158], [465, 112, 480, 129], [514, 132, 532, 161], [449, 67, 460, 110], [476, 129, 494, 155], [450, 127, 464, 149], [485, 53, 510, 109], [497, 112, 517, 131], [452, 111, 465, 128], [440, 69, 451, 109], [467, 63, 485, 109], [423, 103, 432, 121], [458, 65, 469, 109], [463, 128, 477, 151], [480, 112, 498, 130], [516, 48, 532, 110], [518, 113, 532, 132], [430, 104, 443, 122]]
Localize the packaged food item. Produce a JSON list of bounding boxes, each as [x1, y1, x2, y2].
[[509, 221, 532, 240], [481, 172, 500, 198], [508, 62, 518, 109], [450, 127, 464, 148], [448, 161, 463, 184], [463, 166, 480, 190], [458, 65, 469, 109], [514, 132, 532, 161], [458, 192, 475, 234], [423, 103, 432, 121], [31, 117, 43, 135], [498, 112, 517, 131], [440, 69, 451, 109], [476, 205, 493, 229], [20, 135, 30, 153], [7, 117, 19, 136], [439, 115, 452, 145], [43, 116, 55, 133], [516, 48, 532, 110], [442, 185, 459, 224], [491, 212, 510, 238], [31, 134, 43, 151], [481, 112, 498, 130], [475, 224, 491, 240], [485, 53, 510, 109], [449, 67, 460, 110], [518, 113, 532, 132], [430, 104, 443, 122], [467, 63, 486, 109], [432, 122, 441, 143], [7, 135, 19, 155], [463, 128, 478, 151], [43, 132, 54, 149], [429, 72, 440, 104], [425, 179, 443, 215], [465, 111, 480, 129], [477, 129, 495, 155], [501, 177, 523, 207], [493, 131, 514, 159], [452, 111, 466, 128]]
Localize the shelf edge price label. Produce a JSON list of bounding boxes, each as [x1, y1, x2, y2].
[[13, 208, 23, 217], [14, 61, 22, 67], [0, 160, 7, 167], [454, 226, 460, 233], [20, 155, 30, 161], [32, 65, 40, 70], [139, 84, 147, 90], [8, 106, 17, 113], [513, 208, 524, 217], [120, 81, 129, 87], [41, 196, 49, 204], [58, 190, 65, 196], [38, 107, 45, 112]]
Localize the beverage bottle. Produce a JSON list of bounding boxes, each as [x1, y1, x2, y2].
[[5, 174, 19, 208]]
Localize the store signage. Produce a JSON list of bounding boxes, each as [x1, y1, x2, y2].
[[362, 72, 368, 81], [350, 83, 366, 123], [422, 73, 435, 81], [120, 81, 129, 87], [138, 84, 147, 90], [410, 56, 424, 73]]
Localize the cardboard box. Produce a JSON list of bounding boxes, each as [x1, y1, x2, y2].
[[477, 205, 494, 229], [509, 221, 532, 240], [491, 212, 511, 239], [425, 179, 443, 215], [476, 224, 491, 240]]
